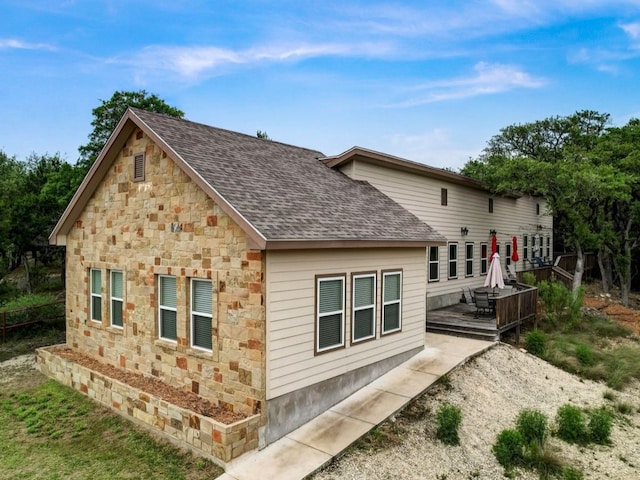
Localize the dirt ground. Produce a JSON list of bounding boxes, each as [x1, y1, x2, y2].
[[582, 284, 640, 335]]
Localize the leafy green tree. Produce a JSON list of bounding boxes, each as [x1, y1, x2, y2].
[[78, 90, 184, 171], [462, 111, 611, 295]]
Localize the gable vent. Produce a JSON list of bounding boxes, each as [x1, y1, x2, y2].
[[133, 154, 145, 182]]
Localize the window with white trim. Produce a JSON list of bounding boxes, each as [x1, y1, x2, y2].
[[523, 235, 529, 259], [110, 270, 124, 328], [316, 275, 345, 353], [465, 243, 474, 277], [428, 246, 439, 282], [90, 269, 102, 322], [352, 273, 376, 343], [505, 243, 512, 267], [480, 243, 488, 275], [546, 236, 551, 259], [159, 275, 177, 342], [191, 279, 213, 351], [382, 271, 402, 334], [448, 243, 458, 279]]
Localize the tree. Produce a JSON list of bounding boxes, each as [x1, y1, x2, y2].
[[256, 130, 271, 140], [78, 90, 184, 171], [461, 111, 611, 296]]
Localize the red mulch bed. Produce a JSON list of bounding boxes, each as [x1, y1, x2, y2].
[[52, 347, 247, 425]]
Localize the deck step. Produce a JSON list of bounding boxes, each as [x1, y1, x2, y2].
[[426, 323, 499, 342]]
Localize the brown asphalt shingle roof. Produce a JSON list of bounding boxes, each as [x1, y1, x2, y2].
[[132, 108, 445, 244]]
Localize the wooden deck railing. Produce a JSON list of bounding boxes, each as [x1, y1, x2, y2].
[[494, 285, 538, 331], [0, 300, 65, 343]]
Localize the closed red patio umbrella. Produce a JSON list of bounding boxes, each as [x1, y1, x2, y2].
[[512, 236, 519, 262], [490, 234, 497, 260]]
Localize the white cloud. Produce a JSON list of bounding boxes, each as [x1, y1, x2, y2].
[[620, 21, 640, 40], [0, 38, 55, 51], [392, 62, 546, 107]]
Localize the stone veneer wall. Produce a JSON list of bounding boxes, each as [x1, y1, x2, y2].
[[37, 347, 260, 465], [63, 127, 266, 420]]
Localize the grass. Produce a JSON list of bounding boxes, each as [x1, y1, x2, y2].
[[0, 379, 223, 480], [0, 322, 65, 362]]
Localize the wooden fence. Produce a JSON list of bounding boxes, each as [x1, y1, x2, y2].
[[0, 300, 65, 343], [494, 285, 538, 341]]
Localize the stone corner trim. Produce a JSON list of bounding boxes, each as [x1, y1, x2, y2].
[[36, 345, 260, 467]]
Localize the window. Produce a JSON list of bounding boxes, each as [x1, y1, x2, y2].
[[505, 243, 512, 267], [465, 243, 474, 277], [441, 188, 448, 206], [480, 243, 488, 275], [448, 243, 458, 279], [352, 273, 376, 343], [546, 236, 551, 259], [316, 275, 345, 353], [428, 246, 439, 282], [159, 275, 177, 342], [191, 279, 213, 351], [532, 235, 538, 258], [523, 235, 529, 260], [110, 270, 123, 328], [536, 203, 540, 215], [382, 271, 402, 334], [90, 269, 102, 322], [133, 153, 145, 182], [489, 198, 494, 213]]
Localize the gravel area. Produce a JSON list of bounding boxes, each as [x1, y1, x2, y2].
[[0, 353, 37, 385], [314, 343, 640, 480]]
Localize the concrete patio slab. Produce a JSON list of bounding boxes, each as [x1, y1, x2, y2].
[[218, 332, 495, 480], [330, 386, 409, 425], [286, 410, 374, 456]]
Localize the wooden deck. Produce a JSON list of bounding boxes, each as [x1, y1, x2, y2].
[[427, 284, 538, 342]]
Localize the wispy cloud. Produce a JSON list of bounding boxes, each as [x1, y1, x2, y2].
[[620, 21, 640, 45], [391, 62, 546, 107], [0, 38, 56, 51], [388, 128, 480, 169], [116, 41, 394, 82]]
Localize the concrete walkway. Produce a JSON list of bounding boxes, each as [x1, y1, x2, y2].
[[218, 333, 495, 480]]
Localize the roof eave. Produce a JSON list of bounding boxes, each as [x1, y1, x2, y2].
[[262, 238, 447, 251]]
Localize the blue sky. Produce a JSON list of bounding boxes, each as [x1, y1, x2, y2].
[[2, 1, 640, 170]]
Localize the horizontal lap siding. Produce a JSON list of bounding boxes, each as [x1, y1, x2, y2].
[[265, 248, 425, 399], [347, 162, 552, 297]]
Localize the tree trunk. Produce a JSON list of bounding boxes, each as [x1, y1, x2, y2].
[[572, 241, 584, 297], [597, 248, 613, 293], [22, 254, 32, 295]]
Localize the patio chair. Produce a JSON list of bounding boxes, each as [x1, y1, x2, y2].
[[474, 292, 492, 316], [506, 265, 517, 283], [462, 287, 475, 305]]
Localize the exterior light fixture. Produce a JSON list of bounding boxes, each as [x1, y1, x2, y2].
[[490, 229, 497, 236], [461, 227, 469, 236]]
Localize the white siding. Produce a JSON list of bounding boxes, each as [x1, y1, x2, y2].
[[265, 248, 426, 399], [343, 161, 553, 299]]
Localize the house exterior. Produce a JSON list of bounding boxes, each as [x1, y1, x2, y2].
[[41, 108, 446, 464], [323, 148, 553, 310]]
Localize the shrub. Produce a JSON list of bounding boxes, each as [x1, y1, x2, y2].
[[525, 441, 563, 479], [574, 344, 595, 366], [588, 407, 614, 444], [562, 466, 584, 480], [493, 429, 525, 468], [537, 281, 583, 330], [525, 330, 546, 356], [556, 404, 588, 444], [516, 409, 548, 445], [435, 403, 462, 445], [521, 272, 537, 286]]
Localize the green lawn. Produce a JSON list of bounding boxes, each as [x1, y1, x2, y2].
[[0, 376, 223, 480]]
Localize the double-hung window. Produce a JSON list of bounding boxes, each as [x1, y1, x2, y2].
[[480, 243, 488, 275], [110, 270, 124, 328], [523, 235, 529, 259], [448, 243, 458, 279], [505, 243, 512, 267], [465, 243, 474, 277], [382, 271, 402, 335], [352, 273, 376, 343], [159, 275, 177, 342], [546, 236, 551, 259], [428, 246, 439, 282], [191, 279, 213, 351], [90, 269, 102, 322], [316, 276, 345, 353]]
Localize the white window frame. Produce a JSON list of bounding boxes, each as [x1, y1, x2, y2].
[[352, 273, 376, 344], [158, 275, 177, 343], [316, 275, 346, 354], [448, 243, 458, 279], [480, 242, 488, 275], [381, 270, 402, 335], [546, 236, 551, 259], [428, 246, 439, 282], [110, 270, 124, 328], [90, 268, 102, 323], [465, 243, 474, 277], [505, 243, 512, 267], [191, 278, 213, 352], [523, 235, 529, 259]]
